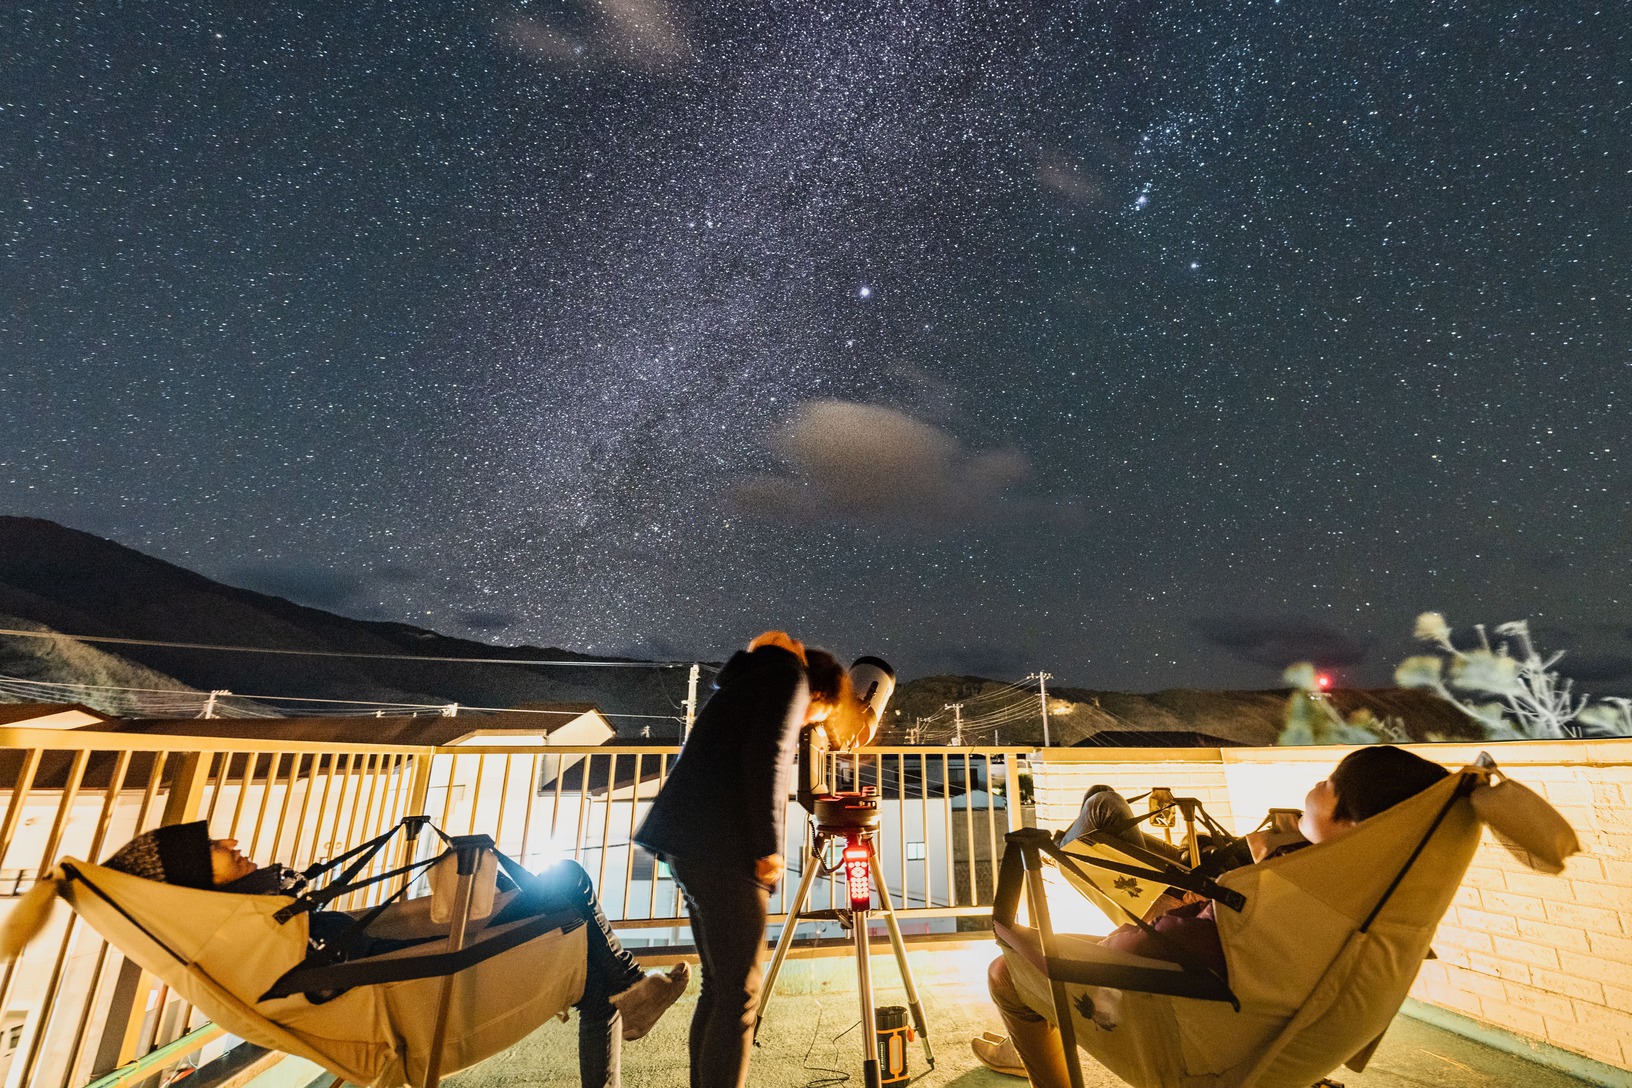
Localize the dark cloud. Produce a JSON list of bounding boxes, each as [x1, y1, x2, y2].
[[1558, 653, 1632, 684], [229, 562, 364, 610], [733, 400, 1034, 531], [1191, 616, 1372, 671], [458, 611, 520, 631], [373, 564, 426, 584], [922, 642, 1036, 681]]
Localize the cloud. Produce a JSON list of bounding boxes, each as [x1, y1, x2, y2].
[[503, 0, 691, 73], [1191, 616, 1372, 672], [230, 562, 365, 610], [373, 563, 425, 584], [733, 400, 1033, 530]]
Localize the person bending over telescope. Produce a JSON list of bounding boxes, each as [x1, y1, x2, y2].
[[635, 630, 856, 1088], [102, 822, 689, 1088], [981, 746, 1449, 1087]]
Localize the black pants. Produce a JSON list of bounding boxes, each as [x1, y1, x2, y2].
[[498, 860, 644, 1088], [669, 856, 769, 1088]]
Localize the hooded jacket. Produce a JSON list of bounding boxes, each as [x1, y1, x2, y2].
[[634, 644, 808, 873]]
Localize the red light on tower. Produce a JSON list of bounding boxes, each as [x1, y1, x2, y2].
[[1316, 673, 1333, 691], [844, 840, 871, 911]]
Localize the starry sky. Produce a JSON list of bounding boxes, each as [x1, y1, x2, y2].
[[4, 1, 1629, 691]]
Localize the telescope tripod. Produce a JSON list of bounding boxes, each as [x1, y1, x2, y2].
[[755, 818, 936, 1088]]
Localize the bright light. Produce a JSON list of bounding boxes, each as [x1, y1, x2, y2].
[[1316, 673, 1333, 690]]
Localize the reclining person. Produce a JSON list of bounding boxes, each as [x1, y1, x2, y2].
[[102, 822, 688, 1088], [981, 746, 1449, 1086]]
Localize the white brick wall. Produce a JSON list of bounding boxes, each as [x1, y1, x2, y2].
[[1030, 740, 1632, 1073]]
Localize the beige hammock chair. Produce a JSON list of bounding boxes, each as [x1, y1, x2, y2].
[[993, 755, 1578, 1088], [6, 820, 589, 1088]]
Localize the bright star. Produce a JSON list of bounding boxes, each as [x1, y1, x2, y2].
[[857, 285, 873, 299]]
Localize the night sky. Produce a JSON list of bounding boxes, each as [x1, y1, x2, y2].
[[4, 1, 1629, 691]]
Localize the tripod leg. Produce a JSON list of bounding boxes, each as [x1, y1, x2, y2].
[[854, 907, 881, 1088], [870, 846, 935, 1068], [755, 834, 825, 1044]]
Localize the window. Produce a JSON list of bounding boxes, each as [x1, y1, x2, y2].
[[906, 841, 926, 861]]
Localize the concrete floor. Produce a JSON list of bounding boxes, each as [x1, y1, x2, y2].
[[447, 943, 1593, 1088]]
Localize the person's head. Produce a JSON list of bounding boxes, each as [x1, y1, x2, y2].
[[802, 649, 850, 725], [103, 821, 258, 888], [1299, 745, 1450, 844]]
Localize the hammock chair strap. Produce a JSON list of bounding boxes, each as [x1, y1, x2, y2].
[[998, 831, 1242, 1008], [1359, 771, 1478, 933], [1047, 848, 1240, 1007], [259, 904, 585, 1000], [1049, 834, 1246, 912], [276, 821, 425, 924], [58, 863, 188, 965], [994, 919, 1236, 1003]]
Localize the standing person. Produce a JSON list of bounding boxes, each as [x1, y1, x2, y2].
[[634, 631, 849, 1088]]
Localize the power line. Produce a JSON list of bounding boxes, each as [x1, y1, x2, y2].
[[0, 674, 680, 721], [0, 626, 702, 669]]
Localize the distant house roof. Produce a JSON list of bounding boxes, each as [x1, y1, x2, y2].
[[0, 703, 615, 791], [0, 702, 109, 729], [94, 704, 612, 747]]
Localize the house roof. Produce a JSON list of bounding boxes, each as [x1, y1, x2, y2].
[[92, 704, 609, 747], [0, 703, 613, 791], [0, 702, 110, 728]]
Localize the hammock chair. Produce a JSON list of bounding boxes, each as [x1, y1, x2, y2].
[[993, 755, 1578, 1088], [9, 818, 590, 1088], [1052, 791, 1250, 929]]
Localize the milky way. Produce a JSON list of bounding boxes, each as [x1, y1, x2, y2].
[[3, 1, 1629, 690]]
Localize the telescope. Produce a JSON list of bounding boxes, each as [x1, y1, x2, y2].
[[766, 655, 934, 1088], [797, 655, 895, 815]]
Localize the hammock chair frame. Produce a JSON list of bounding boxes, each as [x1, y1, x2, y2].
[[992, 771, 1481, 1088], [55, 817, 586, 1088]]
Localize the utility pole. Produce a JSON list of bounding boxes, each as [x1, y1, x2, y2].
[[682, 663, 701, 744], [1028, 672, 1053, 748], [200, 690, 230, 719], [946, 703, 964, 746]]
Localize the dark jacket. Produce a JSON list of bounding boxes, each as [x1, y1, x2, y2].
[[634, 645, 808, 873]]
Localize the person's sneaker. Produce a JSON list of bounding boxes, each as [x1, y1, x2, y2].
[[971, 1031, 1026, 1077], [612, 961, 691, 1041]]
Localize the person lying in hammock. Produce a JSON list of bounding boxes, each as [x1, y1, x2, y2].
[[102, 821, 688, 1088], [977, 745, 1449, 1083]]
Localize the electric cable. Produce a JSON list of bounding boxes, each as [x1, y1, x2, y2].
[[0, 626, 704, 669]]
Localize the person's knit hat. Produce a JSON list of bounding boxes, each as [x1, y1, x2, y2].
[[102, 821, 214, 889]]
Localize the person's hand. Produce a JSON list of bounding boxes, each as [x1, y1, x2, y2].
[[755, 854, 785, 888], [747, 630, 805, 662]]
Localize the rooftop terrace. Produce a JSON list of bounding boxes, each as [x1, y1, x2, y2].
[[3, 725, 1629, 1088], [440, 943, 1603, 1088]]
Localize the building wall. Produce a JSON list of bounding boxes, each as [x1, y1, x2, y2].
[[1029, 740, 1632, 1075]]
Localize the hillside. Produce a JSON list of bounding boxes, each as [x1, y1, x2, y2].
[[885, 675, 1479, 747], [1, 517, 1479, 746], [0, 517, 692, 733]]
